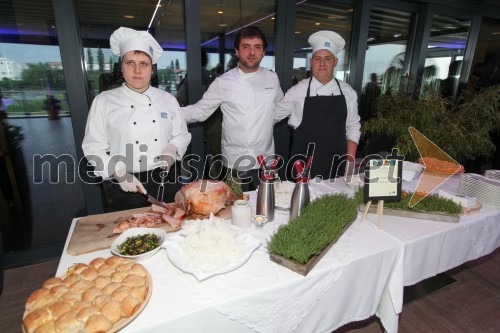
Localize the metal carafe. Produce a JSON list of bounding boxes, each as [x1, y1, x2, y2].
[[256, 170, 275, 222], [289, 159, 312, 220], [289, 179, 310, 220]]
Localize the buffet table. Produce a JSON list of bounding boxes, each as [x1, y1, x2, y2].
[[57, 185, 404, 333], [56, 175, 500, 333]]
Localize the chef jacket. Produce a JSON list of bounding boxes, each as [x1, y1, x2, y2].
[[274, 76, 361, 144], [182, 67, 284, 169], [82, 84, 191, 179]]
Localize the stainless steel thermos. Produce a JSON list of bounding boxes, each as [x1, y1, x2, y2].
[[289, 179, 310, 220], [256, 170, 275, 222]]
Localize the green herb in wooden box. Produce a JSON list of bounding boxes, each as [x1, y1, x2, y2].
[[268, 194, 357, 275], [354, 188, 462, 223]]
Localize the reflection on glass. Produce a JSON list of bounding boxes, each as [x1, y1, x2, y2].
[[361, 7, 412, 121], [424, 14, 470, 99], [0, 0, 87, 255], [293, 1, 354, 84]]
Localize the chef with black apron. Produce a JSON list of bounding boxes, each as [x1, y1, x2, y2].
[[275, 30, 361, 180]]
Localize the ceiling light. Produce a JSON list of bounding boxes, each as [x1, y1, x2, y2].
[[271, 17, 275, 20], [219, 24, 228, 27], [295, 31, 301, 34], [315, 22, 320, 26], [147, 0, 162, 30], [218, 10, 223, 14], [123, 15, 135, 19], [492, 32, 500, 35]]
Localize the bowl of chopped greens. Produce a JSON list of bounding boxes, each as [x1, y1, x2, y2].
[[111, 228, 166, 261]]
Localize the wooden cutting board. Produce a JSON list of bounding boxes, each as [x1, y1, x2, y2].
[[67, 206, 232, 256]]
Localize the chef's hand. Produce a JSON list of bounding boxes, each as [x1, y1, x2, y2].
[[114, 169, 147, 194], [160, 143, 177, 172]]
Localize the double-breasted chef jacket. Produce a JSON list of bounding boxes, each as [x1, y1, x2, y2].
[[82, 83, 191, 180], [181, 67, 284, 170], [274, 76, 361, 178]]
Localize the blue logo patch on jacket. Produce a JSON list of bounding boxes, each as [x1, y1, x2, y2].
[[324, 42, 330, 47], [161, 112, 168, 119]]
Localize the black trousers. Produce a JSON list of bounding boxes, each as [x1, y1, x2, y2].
[[102, 164, 182, 212]]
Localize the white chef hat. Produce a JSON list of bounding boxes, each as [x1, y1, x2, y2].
[[308, 30, 345, 56], [110, 27, 163, 64]]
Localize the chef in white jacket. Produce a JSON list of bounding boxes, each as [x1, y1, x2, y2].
[[82, 27, 191, 211], [182, 26, 283, 190], [274, 30, 361, 180]]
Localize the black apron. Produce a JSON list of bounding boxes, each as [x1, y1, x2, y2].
[[290, 78, 348, 179]]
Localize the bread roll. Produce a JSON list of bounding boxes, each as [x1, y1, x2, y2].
[[26, 289, 50, 311], [71, 279, 93, 292], [130, 263, 148, 277], [111, 285, 131, 302], [61, 291, 82, 304], [120, 295, 141, 317], [62, 273, 80, 286], [93, 293, 111, 308], [105, 256, 127, 267], [96, 264, 115, 277], [102, 282, 121, 295], [72, 263, 88, 274], [23, 308, 52, 333], [48, 301, 72, 318], [116, 261, 134, 272], [92, 276, 111, 289], [76, 305, 100, 321], [122, 274, 145, 288], [110, 269, 129, 283], [84, 314, 113, 333], [54, 311, 83, 332], [42, 277, 62, 289], [100, 299, 122, 323], [33, 320, 55, 333], [130, 285, 148, 302], [73, 300, 92, 313], [50, 284, 69, 297], [82, 287, 102, 303], [80, 266, 98, 281], [88, 257, 105, 269], [31, 293, 58, 311]]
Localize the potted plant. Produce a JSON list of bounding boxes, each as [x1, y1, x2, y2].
[[361, 84, 500, 165]]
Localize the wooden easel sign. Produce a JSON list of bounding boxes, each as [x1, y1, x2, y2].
[[360, 159, 403, 228]]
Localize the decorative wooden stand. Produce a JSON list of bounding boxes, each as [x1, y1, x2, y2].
[[360, 200, 385, 229]]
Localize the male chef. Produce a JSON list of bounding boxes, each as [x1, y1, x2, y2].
[[181, 25, 283, 190], [274, 30, 361, 179]]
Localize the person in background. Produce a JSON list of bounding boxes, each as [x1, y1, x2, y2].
[[82, 27, 191, 211], [181, 26, 284, 190], [274, 30, 361, 180]]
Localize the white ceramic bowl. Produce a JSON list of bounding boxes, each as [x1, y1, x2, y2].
[[110, 227, 166, 261]]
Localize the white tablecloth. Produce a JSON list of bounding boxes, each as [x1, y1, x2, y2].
[[57, 186, 404, 333], [363, 174, 500, 286]]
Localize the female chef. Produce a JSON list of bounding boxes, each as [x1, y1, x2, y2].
[[82, 27, 191, 212]]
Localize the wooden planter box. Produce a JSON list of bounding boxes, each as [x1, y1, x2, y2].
[[269, 218, 356, 276], [357, 204, 460, 223]]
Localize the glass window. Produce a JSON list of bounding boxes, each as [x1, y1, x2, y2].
[[423, 14, 471, 99], [0, 0, 87, 253], [360, 7, 412, 121], [293, 1, 354, 85]]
